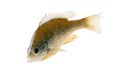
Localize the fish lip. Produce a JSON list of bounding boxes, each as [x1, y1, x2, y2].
[[27, 56, 33, 62], [27, 51, 48, 62], [27, 56, 41, 62]]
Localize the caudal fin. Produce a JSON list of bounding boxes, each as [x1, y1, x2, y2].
[[84, 13, 101, 33]]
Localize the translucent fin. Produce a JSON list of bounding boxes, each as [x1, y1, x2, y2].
[[39, 11, 75, 26], [64, 34, 77, 44], [85, 13, 102, 33]]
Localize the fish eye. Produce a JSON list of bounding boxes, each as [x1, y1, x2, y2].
[[44, 40, 48, 44], [34, 48, 39, 54]]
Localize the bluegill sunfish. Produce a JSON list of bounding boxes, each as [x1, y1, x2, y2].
[[27, 11, 101, 62]]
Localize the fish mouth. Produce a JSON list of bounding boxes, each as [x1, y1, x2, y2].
[[27, 56, 41, 62], [27, 55, 35, 62], [27, 52, 48, 62]]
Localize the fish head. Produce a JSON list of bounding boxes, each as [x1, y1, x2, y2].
[[27, 39, 49, 62]]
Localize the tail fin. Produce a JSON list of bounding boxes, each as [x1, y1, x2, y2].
[[84, 13, 101, 33]]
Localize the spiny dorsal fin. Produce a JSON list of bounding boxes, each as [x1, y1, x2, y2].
[[39, 11, 75, 26]]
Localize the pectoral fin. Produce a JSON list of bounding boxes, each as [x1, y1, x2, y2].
[[64, 34, 77, 44]]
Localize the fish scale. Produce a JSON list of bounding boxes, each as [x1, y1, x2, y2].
[[27, 11, 101, 62]]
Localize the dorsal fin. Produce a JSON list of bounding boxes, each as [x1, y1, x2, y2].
[[39, 11, 75, 26]]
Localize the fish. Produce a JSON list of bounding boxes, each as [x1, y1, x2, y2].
[[27, 11, 101, 62]]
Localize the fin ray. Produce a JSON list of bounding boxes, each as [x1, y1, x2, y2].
[[64, 34, 77, 44], [39, 11, 75, 26], [84, 13, 102, 33]]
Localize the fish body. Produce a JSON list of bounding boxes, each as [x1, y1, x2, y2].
[[27, 11, 101, 61]]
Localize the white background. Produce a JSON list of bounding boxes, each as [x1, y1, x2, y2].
[[0, 0, 120, 80]]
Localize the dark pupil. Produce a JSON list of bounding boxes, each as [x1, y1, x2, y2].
[[34, 48, 39, 54]]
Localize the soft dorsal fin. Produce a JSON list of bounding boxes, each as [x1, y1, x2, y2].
[[39, 11, 75, 26]]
